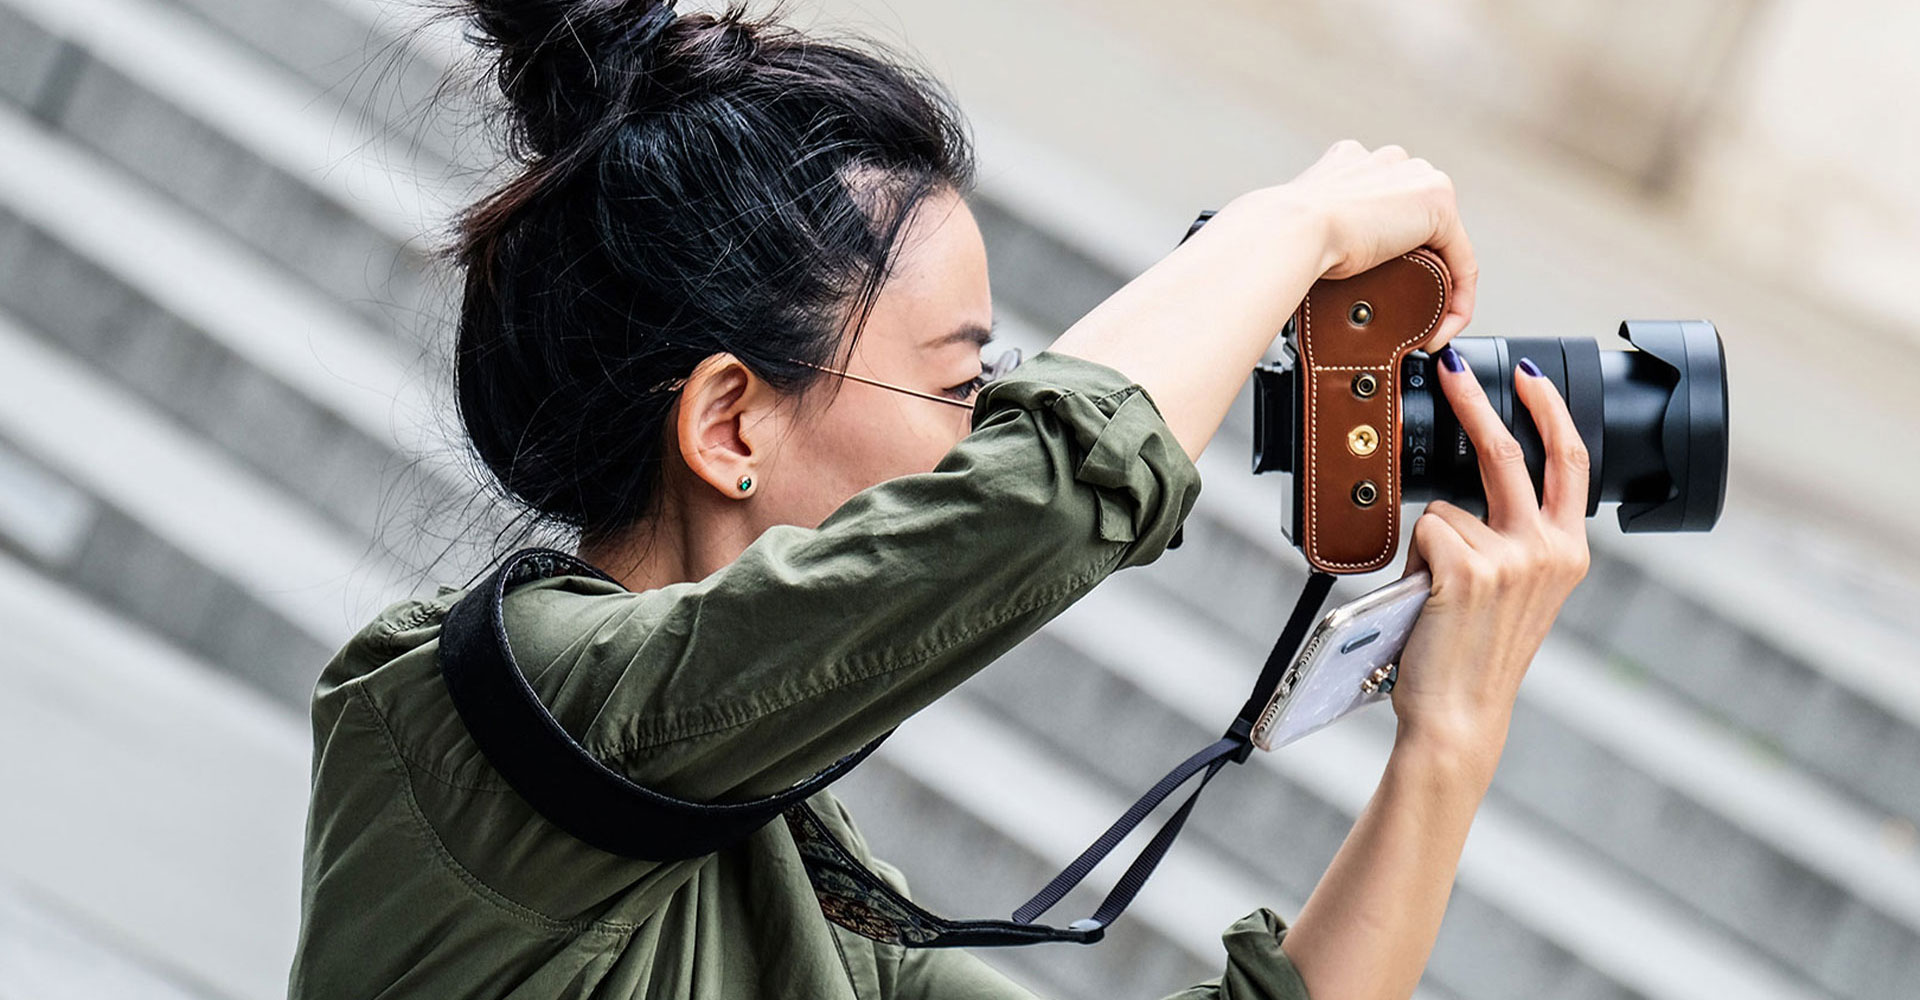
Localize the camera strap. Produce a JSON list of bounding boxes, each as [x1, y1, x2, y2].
[[438, 546, 1337, 947], [1007, 568, 1336, 929]]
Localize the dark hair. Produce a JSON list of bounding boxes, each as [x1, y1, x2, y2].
[[430, 0, 975, 549]]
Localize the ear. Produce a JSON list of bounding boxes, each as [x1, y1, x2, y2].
[[675, 353, 781, 499]]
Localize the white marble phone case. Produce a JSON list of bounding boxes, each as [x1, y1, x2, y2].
[[1252, 569, 1432, 751]]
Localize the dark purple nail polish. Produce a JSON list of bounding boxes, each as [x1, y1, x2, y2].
[[1518, 356, 1543, 378], [1438, 345, 1466, 373]]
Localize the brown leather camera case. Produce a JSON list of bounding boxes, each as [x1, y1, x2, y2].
[[1292, 249, 1452, 574]]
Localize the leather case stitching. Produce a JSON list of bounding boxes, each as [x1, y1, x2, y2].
[[1300, 252, 1447, 571]]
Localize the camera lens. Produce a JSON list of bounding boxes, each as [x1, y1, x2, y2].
[[1399, 321, 1728, 532]]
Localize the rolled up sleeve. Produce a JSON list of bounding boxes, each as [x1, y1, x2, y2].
[[987, 365, 1194, 557], [511, 349, 1202, 801], [1159, 909, 1312, 1000]]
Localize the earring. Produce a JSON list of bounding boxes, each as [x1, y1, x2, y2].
[[736, 475, 754, 494]]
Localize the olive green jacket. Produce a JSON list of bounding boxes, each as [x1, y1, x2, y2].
[[289, 351, 1311, 1000]]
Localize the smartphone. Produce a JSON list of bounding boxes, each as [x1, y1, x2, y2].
[[1250, 569, 1431, 751]]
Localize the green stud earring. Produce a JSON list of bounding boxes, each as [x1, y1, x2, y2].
[[736, 475, 754, 493]]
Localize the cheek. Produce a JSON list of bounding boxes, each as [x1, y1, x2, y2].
[[849, 405, 958, 482], [805, 397, 966, 498], [934, 407, 974, 462], [891, 404, 973, 474]]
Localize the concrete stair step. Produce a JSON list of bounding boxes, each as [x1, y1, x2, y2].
[[0, 548, 309, 1000], [0, 87, 423, 445], [0, 96, 484, 558], [1561, 519, 1920, 835], [1508, 631, 1920, 1000], [155, 0, 479, 175], [0, 879, 216, 1000], [0, 0, 469, 348], [0, 425, 327, 705], [0, 303, 398, 698]]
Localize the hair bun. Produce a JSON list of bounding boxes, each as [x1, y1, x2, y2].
[[453, 0, 685, 159]]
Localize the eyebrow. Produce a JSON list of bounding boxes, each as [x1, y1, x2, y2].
[[925, 320, 997, 349]]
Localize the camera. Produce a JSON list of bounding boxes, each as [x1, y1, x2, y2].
[[1182, 210, 1730, 573], [1251, 320, 1729, 530]]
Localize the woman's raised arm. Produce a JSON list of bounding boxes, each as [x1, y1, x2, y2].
[[1049, 139, 1478, 461]]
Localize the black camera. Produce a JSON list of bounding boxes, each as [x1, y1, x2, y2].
[[1181, 209, 1729, 571], [1250, 320, 1730, 531]]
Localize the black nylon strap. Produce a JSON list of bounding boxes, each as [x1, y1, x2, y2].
[[438, 547, 890, 863], [1011, 735, 1241, 925], [1008, 570, 1338, 932]]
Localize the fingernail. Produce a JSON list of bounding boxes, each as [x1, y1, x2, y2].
[[1437, 345, 1466, 373], [1518, 356, 1543, 378]]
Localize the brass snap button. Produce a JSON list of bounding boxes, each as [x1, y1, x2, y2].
[[1351, 372, 1378, 398], [1351, 480, 1379, 507], [1346, 423, 1379, 457], [1349, 301, 1373, 326]]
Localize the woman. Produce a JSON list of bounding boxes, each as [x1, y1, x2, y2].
[[290, 1, 1591, 997]]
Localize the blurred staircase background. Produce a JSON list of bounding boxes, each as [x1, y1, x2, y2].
[[0, 1, 1916, 998]]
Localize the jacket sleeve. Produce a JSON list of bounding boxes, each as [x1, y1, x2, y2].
[[503, 349, 1204, 801], [1159, 911, 1313, 1000]]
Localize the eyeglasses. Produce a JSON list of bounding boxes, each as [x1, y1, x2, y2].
[[645, 345, 1023, 407], [789, 345, 1024, 410]]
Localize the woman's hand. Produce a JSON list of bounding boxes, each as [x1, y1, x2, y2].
[[1279, 349, 1591, 1000], [1223, 139, 1478, 349], [1390, 348, 1593, 770]]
